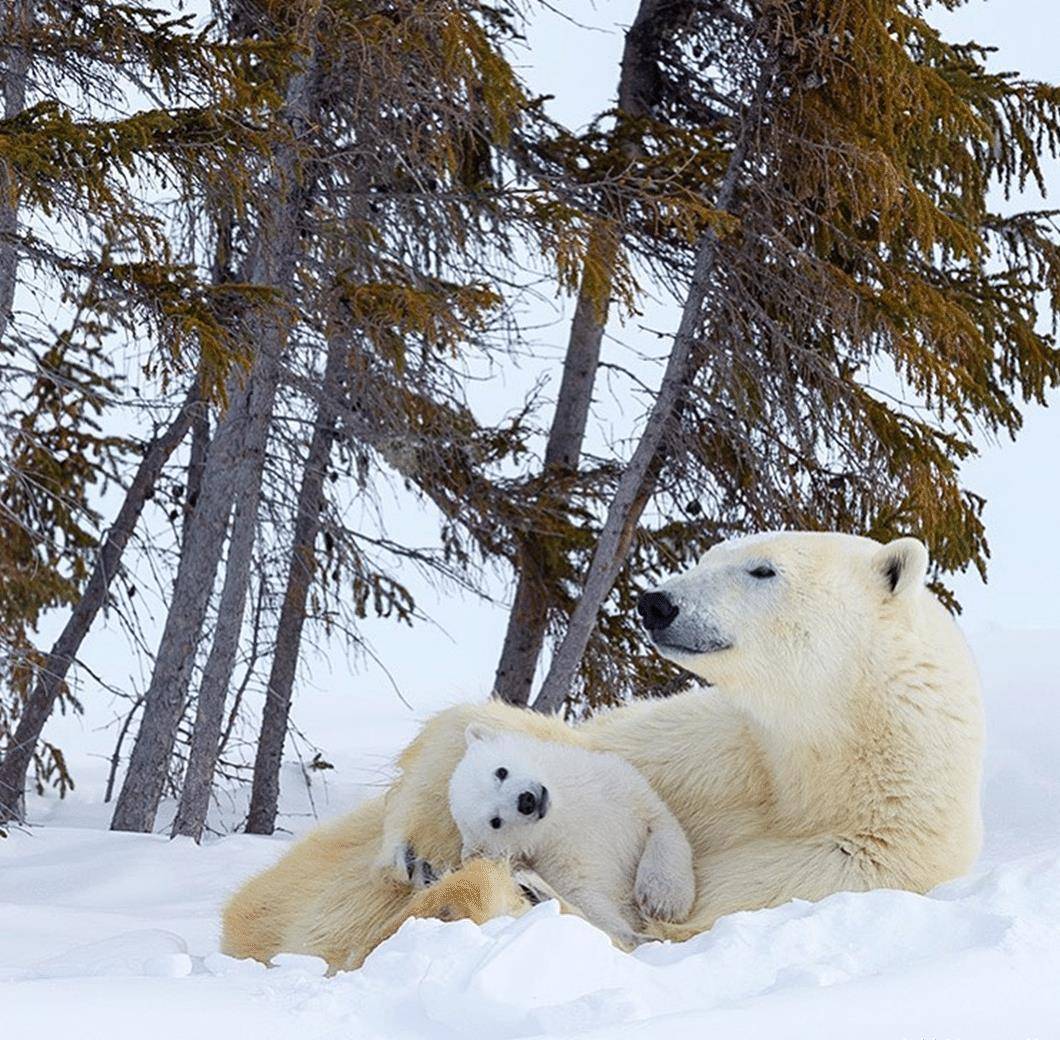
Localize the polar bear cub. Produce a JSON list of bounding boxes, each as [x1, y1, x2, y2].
[[446, 723, 695, 946]]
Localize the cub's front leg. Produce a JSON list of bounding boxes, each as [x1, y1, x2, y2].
[[374, 775, 456, 887], [632, 790, 696, 923], [563, 886, 641, 951], [373, 708, 481, 883]]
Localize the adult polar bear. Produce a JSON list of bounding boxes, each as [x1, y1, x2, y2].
[[222, 531, 984, 966]]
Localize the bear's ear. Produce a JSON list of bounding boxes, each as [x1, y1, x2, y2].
[[873, 537, 929, 598], [464, 722, 497, 746]]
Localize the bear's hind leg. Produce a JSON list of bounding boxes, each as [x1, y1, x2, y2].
[[646, 833, 877, 942], [403, 858, 533, 925]]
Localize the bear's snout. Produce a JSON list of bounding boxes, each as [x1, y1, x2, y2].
[[638, 590, 679, 632], [517, 785, 548, 819]]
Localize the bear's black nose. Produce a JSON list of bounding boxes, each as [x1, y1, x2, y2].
[[517, 790, 538, 816], [638, 590, 679, 632]]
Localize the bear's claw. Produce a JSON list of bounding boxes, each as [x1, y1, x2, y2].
[[634, 869, 695, 923], [511, 867, 562, 907], [397, 842, 438, 889], [631, 873, 691, 920]]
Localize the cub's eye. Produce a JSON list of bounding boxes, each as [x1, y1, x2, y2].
[[490, 817, 502, 829], [748, 565, 776, 579], [495, 767, 508, 781]]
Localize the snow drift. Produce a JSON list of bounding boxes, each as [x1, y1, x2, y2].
[[2, 628, 1058, 1039]]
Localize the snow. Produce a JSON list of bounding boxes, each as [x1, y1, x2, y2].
[[3, 628, 1060, 1039]]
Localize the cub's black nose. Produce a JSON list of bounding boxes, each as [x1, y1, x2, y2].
[[517, 790, 538, 816], [638, 590, 679, 632]]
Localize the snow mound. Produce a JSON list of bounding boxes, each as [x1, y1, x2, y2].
[[21, 929, 192, 980], [3, 821, 1058, 1040]]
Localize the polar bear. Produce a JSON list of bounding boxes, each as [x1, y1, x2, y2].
[[441, 723, 695, 946], [222, 531, 984, 967]]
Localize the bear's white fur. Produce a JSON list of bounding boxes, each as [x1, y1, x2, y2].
[[222, 531, 984, 966], [445, 724, 695, 946]]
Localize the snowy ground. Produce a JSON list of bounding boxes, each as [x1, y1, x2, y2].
[[3, 627, 1060, 1040]]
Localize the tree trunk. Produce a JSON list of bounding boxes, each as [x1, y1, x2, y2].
[[245, 334, 346, 835], [182, 392, 209, 543], [532, 132, 751, 715], [0, 0, 30, 346], [492, 263, 614, 704], [492, 0, 681, 705], [169, 388, 272, 840], [0, 393, 195, 823], [110, 37, 319, 833], [108, 376, 245, 831]]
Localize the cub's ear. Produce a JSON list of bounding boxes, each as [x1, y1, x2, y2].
[[874, 537, 929, 597], [464, 722, 497, 746]]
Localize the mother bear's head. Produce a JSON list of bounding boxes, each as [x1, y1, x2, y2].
[[638, 531, 942, 721]]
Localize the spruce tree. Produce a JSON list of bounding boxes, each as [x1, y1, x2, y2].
[[0, 0, 276, 823], [116, 0, 570, 834], [534, 0, 1060, 711]]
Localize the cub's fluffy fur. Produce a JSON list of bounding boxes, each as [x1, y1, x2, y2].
[[443, 724, 694, 946]]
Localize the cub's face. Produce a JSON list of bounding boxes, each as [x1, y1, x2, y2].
[[638, 531, 929, 700], [448, 725, 551, 859]]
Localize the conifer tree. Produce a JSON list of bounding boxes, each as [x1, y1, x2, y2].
[[0, 0, 276, 823], [7, 0, 1059, 831], [534, 0, 1060, 711], [119, 0, 561, 834], [491, 0, 719, 705]]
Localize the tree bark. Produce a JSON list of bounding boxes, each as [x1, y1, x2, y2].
[[244, 334, 346, 835], [169, 388, 272, 840], [0, 0, 30, 346], [491, 262, 615, 704], [108, 373, 245, 831], [182, 392, 209, 542], [110, 34, 319, 833], [492, 0, 682, 705], [0, 393, 195, 823], [532, 131, 750, 715]]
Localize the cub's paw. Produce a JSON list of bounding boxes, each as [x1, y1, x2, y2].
[[634, 864, 695, 924], [386, 842, 439, 890]]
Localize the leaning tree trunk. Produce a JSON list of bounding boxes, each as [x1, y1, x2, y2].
[[108, 375, 246, 831], [0, 0, 30, 346], [0, 392, 196, 823], [491, 262, 614, 705], [169, 382, 274, 840], [110, 38, 319, 833], [492, 0, 690, 706], [181, 377, 210, 542], [244, 334, 347, 835], [532, 131, 752, 715]]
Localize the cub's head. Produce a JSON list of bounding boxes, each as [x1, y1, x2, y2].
[[638, 531, 931, 713], [448, 724, 551, 859]]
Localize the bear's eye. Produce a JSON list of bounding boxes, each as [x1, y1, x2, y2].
[[490, 816, 502, 829], [748, 565, 776, 579], [495, 767, 508, 781]]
